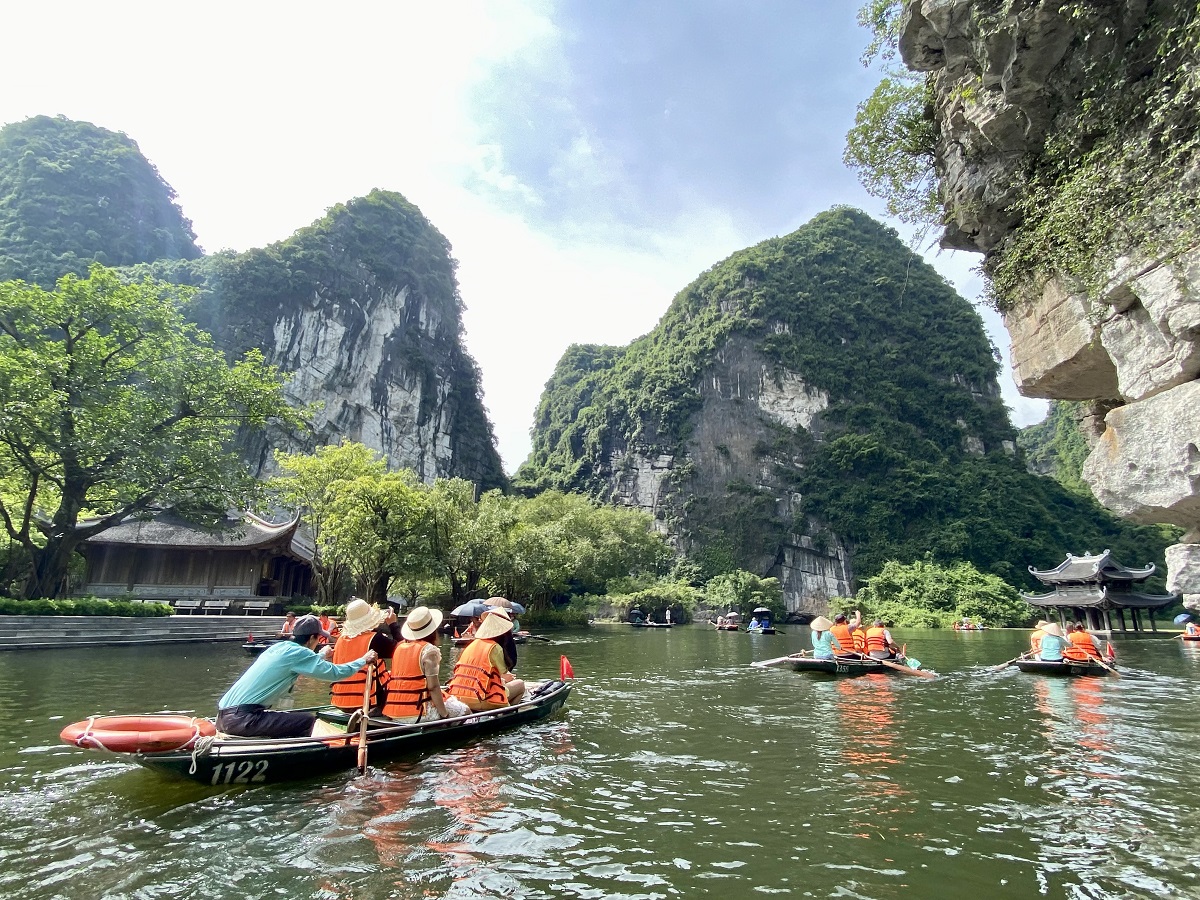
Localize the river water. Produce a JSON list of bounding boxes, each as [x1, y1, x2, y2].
[[1, 626, 1198, 899]]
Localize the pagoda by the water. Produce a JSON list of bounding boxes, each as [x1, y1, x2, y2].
[[1021, 550, 1178, 633]]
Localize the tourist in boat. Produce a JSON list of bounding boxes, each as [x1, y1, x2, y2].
[[830, 611, 862, 657], [714, 615, 728, 628], [1187, 621, 1200, 637], [1036, 622, 1069, 661], [746, 615, 762, 632], [317, 611, 340, 645], [481, 607, 519, 671], [216, 614, 378, 738], [381, 606, 470, 723], [329, 598, 403, 714], [279, 611, 296, 637], [447, 608, 526, 711], [1064, 622, 1103, 660], [1029, 620, 1049, 655], [809, 616, 844, 660], [864, 620, 900, 660]]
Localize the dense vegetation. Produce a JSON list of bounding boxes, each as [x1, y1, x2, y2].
[[846, 0, 1200, 310], [0, 267, 295, 598], [0, 116, 200, 286], [1017, 401, 1094, 497], [517, 207, 1175, 594], [0, 596, 172, 617], [834, 558, 1031, 628]]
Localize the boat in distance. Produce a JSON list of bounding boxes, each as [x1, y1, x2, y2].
[[60, 680, 571, 785]]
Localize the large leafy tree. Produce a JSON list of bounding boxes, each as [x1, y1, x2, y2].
[[0, 265, 293, 598], [268, 442, 388, 604]]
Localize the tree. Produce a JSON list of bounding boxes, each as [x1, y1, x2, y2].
[[268, 442, 387, 604], [0, 265, 293, 598], [323, 470, 428, 603], [704, 570, 784, 622]]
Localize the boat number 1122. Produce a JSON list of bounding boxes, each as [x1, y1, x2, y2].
[[211, 760, 269, 785]]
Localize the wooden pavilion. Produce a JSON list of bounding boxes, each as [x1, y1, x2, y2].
[[77, 509, 315, 610], [1021, 550, 1178, 633]]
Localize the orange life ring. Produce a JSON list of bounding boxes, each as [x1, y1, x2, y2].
[[60, 715, 216, 753]]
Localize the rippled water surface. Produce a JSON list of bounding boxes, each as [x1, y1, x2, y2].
[[2, 626, 1200, 899]]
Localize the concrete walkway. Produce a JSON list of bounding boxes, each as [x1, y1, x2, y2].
[[0, 615, 287, 651]]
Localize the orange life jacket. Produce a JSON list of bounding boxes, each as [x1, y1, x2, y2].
[[830, 623, 855, 655], [852, 628, 866, 653], [1030, 631, 1043, 653], [381, 641, 433, 719], [865, 626, 890, 655], [1065, 630, 1101, 660], [329, 631, 389, 710], [447, 639, 507, 706]]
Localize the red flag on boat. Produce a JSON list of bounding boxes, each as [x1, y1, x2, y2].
[[560, 655, 575, 680], [1106, 641, 1117, 661], [247, 633, 253, 642]]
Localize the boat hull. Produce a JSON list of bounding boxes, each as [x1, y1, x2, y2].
[[1015, 659, 1112, 677], [788, 657, 889, 676], [117, 681, 571, 785]]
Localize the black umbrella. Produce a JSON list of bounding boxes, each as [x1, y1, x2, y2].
[[752, 607, 772, 615]]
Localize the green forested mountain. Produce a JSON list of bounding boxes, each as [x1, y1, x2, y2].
[[0, 116, 200, 285], [517, 208, 1172, 596], [1017, 401, 1094, 497]]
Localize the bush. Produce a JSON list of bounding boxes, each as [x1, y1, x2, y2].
[[519, 606, 591, 628], [0, 596, 173, 616]]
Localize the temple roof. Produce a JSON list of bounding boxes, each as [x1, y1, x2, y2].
[[1028, 550, 1156, 585], [82, 509, 315, 562], [1021, 584, 1176, 610]]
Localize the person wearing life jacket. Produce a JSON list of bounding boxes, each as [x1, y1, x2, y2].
[[865, 620, 899, 660], [809, 616, 843, 660], [448, 609, 526, 711], [317, 612, 340, 646], [1187, 621, 1200, 636], [1029, 620, 1049, 655], [829, 610, 862, 657], [279, 611, 297, 638], [329, 598, 403, 714], [217, 615, 377, 738], [1037, 622, 1068, 661], [1064, 622, 1103, 661], [381, 606, 470, 723]]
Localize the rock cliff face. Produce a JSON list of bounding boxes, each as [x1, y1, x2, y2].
[[520, 208, 1023, 618], [150, 190, 506, 491], [901, 0, 1200, 609]]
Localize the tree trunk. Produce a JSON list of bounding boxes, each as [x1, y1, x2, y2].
[[23, 535, 79, 600]]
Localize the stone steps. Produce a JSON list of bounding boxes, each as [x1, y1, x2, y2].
[[0, 615, 287, 650]]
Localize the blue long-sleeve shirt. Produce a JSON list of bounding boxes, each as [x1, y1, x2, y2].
[[811, 630, 843, 659], [219, 640, 371, 710]]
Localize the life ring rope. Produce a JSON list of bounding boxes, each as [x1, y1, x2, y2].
[[61, 715, 216, 754]]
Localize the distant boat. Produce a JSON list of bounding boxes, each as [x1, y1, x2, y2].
[[1014, 658, 1114, 677]]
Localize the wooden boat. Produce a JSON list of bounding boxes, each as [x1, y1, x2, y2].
[[1182, 634, 1200, 642], [1014, 658, 1114, 677], [630, 621, 672, 628], [746, 627, 778, 635], [713, 623, 739, 631], [787, 656, 885, 676], [60, 680, 572, 786]]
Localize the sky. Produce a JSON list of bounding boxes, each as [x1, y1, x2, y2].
[[1, 0, 1046, 473]]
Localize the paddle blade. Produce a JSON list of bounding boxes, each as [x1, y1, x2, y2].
[[560, 655, 575, 680]]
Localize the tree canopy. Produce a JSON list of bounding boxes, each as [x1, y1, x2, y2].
[[0, 116, 200, 286], [0, 265, 294, 598]]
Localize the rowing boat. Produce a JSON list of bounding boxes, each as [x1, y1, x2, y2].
[[60, 680, 572, 785], [1014, 658, 1114, 677]]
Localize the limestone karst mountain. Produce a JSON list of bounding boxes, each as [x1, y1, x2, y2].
[[518, 208, 1172, 616], [0, 116, 504, 490]]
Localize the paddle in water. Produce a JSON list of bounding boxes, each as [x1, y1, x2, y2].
[[357, 667, 373, 775]]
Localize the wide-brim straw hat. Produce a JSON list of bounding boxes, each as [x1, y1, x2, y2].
[[401, 605, 443, 640], [475, 608, 513, 640], [340, 598, 385, 638], [1035, 620, 1050, 629], [1041, 622, 1064, 638], [485, 596, 513, 610], [810, 615, 833, 631]]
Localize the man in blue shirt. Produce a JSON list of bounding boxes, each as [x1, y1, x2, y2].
[[217, 614, 377, 738]]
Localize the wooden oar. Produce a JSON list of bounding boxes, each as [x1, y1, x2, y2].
[[752, 652, 807, 668], [357, 666, 373, 775], [879, 657, 937, 678], [1088, 652, 1121, 678], [987, 651, 1032, 672]]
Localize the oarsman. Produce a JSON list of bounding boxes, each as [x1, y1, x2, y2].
[[1029, 620, 1049, 656], [864, 619, 900, 660], [329, 598, 402, 714], [1036, 622, 1069, 661], [279, 611, 297, 637], [829, 611, 862, 657], [809, 616, 843, 660], [217, 615, 377, 738]]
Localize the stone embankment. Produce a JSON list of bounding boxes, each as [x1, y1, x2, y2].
[[0, 615, 285, 651]]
